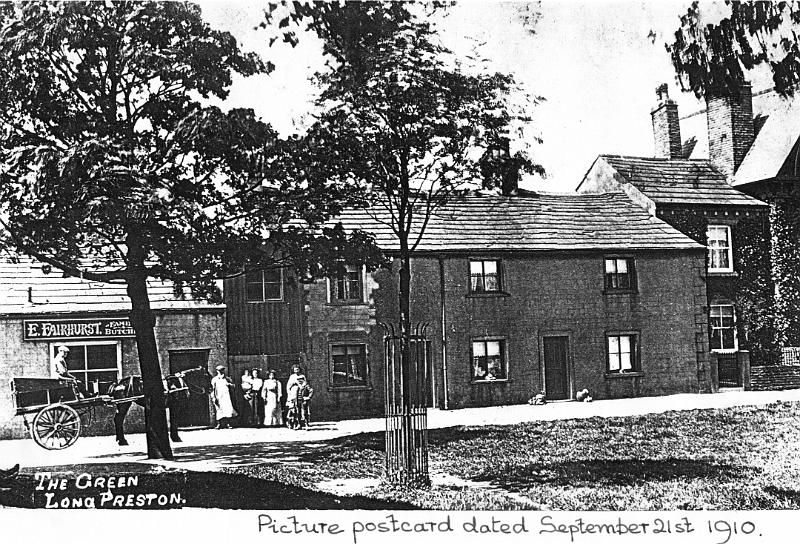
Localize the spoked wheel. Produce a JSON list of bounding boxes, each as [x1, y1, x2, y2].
[[31, 404, 81, 450]]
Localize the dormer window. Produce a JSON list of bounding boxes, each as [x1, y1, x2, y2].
[[707, 225, 733, 273]]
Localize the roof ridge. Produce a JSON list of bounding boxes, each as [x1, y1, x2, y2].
[[601, 153, 715, 164]]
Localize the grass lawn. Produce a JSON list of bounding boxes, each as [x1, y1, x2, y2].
[[231, 401, 800, 510]]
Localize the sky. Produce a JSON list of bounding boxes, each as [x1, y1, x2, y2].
[[195, 1, 747, 192]]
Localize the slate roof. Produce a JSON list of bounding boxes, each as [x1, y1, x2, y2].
[[0, 257, 224, 315], [335, 193, 703, 252], [594, 155, 766, 207]]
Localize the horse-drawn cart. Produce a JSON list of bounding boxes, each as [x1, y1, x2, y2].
[[10, 377, 122, 450], [10, 368, 207, 450]]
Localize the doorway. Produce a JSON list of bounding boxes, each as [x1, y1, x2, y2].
[[168, 349, 211, 428], [542, 335, 570, 400]]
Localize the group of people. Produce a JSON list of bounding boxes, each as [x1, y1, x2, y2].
[[210, 364, 313, 430]]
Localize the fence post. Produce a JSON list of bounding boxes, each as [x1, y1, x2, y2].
[[738, 350, 751, 390], [709, 352, 720, 393]]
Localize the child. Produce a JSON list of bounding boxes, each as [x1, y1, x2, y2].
[[296, 375, 314, 429]]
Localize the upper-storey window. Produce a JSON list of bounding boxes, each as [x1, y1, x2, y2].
[[470, 260, 501, 292], [331, 265, 364, 303], [604, 257, 636, 291], [707, 225, 733, 273], [245, 268, 283, 302]]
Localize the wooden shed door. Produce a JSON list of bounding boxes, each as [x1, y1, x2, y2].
[[543, 336, 569, 400], [168, 350, 210, 428]]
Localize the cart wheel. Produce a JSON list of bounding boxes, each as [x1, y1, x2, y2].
[[31, 404, 81, 450]]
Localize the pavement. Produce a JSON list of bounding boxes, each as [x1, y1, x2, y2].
[[1, 388, 799, 473]]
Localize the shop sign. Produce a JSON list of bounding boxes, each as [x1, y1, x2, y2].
[[23, 318, 135, 341]]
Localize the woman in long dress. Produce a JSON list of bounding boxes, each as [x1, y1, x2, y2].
[[262, 369, 283, 427], [211, 365, 237, 429], [250, 368, 265, 427]]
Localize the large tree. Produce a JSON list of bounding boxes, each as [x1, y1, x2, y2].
[[0, 1, 381, 459], [267, 1, 543, 483], [667, 0, 800, 97]]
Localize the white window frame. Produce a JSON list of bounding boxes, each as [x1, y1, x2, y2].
[[606, 333, 640, 374], [471, 338, 508, 382], [707, 225, 734, 273], [49, 341, 122, 393], [327, 265, 366, 304], [710, 303, 738, 353], [245, 268, 284, 303]]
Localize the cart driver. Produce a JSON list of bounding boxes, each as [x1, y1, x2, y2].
[[51, 345, 88, 398]]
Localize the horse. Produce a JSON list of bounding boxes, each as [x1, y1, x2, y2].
[[107, 366, 213, 446]]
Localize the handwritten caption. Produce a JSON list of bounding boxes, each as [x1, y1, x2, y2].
[[34, 472, 185, 509], [257, 514, 760, 544]]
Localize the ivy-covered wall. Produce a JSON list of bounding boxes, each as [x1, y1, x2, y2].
[[655, 206, 779, 365], [771, 194, 800, 348]]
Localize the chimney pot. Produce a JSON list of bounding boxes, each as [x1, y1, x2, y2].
[[651, 83, 683, 159]]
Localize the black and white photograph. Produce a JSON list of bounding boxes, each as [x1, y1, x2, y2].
[[0, 0, 799, 542]]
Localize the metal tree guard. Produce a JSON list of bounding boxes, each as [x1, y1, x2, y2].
[[382, 322, 430, 486]]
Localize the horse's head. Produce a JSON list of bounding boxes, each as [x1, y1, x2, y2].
[[180, 367, 213, 395]]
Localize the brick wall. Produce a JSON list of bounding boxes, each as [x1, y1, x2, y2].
[[0, 310, 226, 440], [656, 205, 777, 364], [652, 100, 682, 159], [750, 365, 800, 391], [706, 84, 754, 177]]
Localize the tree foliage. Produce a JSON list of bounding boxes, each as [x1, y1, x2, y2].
[[0, 1, 382, 458], [265, 0, 543, 483], [668, 0, 800, 97]]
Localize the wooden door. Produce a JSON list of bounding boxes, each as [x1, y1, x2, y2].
[[543, 336, 569, 400], [168, 350, 210, 428]]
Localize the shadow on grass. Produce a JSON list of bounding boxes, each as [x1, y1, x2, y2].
[[311, 426, 505, 455], [473, 458, 758, 491], [88, 440, 337, 468], [0, 466, 415, 510], [763, 486, 800, 506]]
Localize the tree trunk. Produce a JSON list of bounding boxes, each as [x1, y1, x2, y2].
[[398, 235, 416, 474], [126, 256, 173, 460]]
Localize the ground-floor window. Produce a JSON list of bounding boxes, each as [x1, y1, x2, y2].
[[606, 333, 639, 373], [50, 342, 121, 394], [331, 344, 368, 387], [710, 303, 737, 352], [472, 339, 507, 381]]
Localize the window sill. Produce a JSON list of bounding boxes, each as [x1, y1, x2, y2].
[[326, 301, 368, 307], [466, 291, 510, 299], [707, 270, 737, 277], [246, 299, 284, 304], [328, 385, 372, 392], [604, 371, 644, 379], [470, 378, 512, 384], [603, 289, 638, 295]]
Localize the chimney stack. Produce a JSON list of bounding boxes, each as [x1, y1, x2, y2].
[[706, 82, 754, 177], [651, 83, 683, 159]]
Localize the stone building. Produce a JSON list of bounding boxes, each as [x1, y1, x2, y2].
[[225, 192, 711, 418], [577, 84, 775, 390], [0, 257, 226, 440]]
